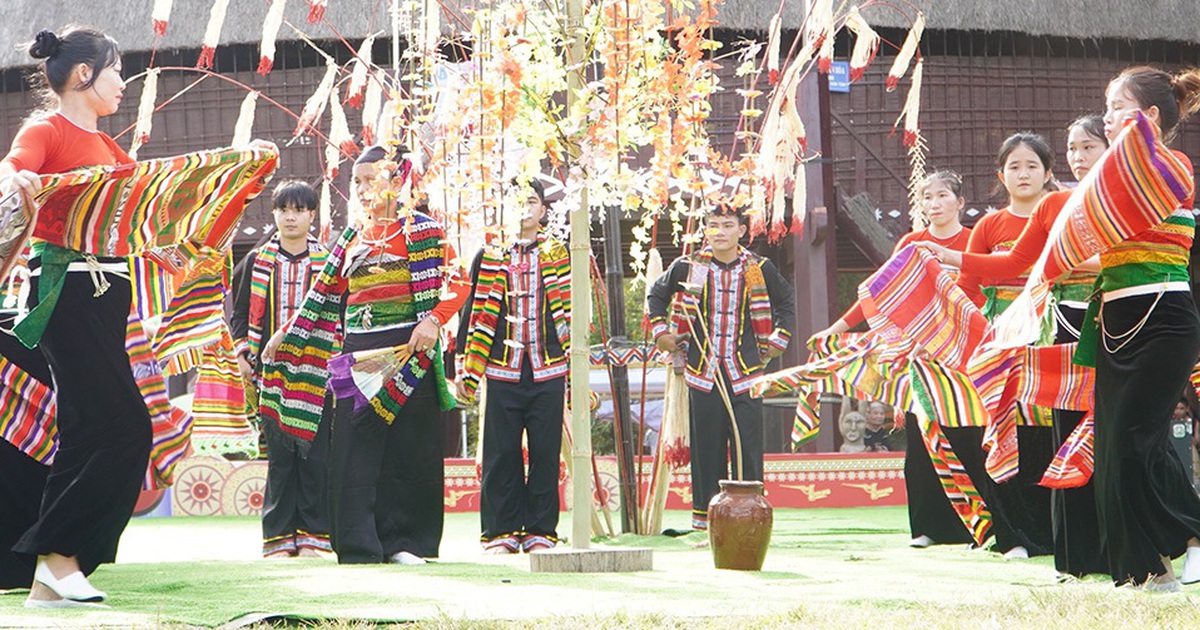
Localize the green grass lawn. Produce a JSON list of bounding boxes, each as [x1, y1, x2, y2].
[[2, 507, 1199, 629]]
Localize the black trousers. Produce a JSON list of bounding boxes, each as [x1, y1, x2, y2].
[[261, 393, 333, 552], [1094, 292, 1200, 585], [1051, 303, 1107, 577], [905, 415, 974, 544], [329, 371, 444, 563], [480, 370, 564, 541], [14, 272, 152, 575], [688, 379, 763, 516], [977, 424, 1055, 556]]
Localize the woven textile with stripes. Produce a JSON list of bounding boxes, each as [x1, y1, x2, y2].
[[858, 244, 988, 373], [190, 330, 255, 458], [152, 251, 230, 366], [126, 310, 193, 489], [1040, 413, 1095, 489], [29, 146, 277, 260], [0, 354, 55, 463]]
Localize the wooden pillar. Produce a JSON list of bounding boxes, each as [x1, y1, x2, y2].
[[787, 71, 839, 453]]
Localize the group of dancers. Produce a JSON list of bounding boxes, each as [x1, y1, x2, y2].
[[2, 19, 1200, 610], [813, 65, 1200, 591]]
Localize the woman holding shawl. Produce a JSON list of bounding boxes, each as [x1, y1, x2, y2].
[[0, 27, 145, 607], [814, 171, 986, 549], [261, 146, 468, 565], [956, 133, 1058, 561], [923, 116, 1110, 577]]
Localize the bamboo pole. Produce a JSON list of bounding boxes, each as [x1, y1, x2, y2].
[[565, 0, 592, 551]]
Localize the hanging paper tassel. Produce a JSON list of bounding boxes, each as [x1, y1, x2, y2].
[[817, 22, 835, 73], [231, 90, 259, 147], [257, 0, 288, 75], [805, 0, 834, 48], [196, 0, 231, 69], [128, 68, 159, 160], [345, 35, 377, 107], [294, 58, 337, 137], [886, 12, 924, 91], [361, 73, 383, 145], [318, 179, 332, 243], [892, 58, 923, 146], [790, 154, 807, 236], [844, 6, 880, 82], [329, 87, 358, 158], [152, 0, 174, 37], [766, 14, 782, 85], [307, 0, 328, 23]]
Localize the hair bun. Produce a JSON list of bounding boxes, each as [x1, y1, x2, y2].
[[29, 30, 61, 60]]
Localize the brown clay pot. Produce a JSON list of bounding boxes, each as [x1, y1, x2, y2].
[[707, 479, 772, 570]]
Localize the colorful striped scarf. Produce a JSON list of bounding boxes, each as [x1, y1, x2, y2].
[[680, 247, 776, 360], [246, 238, 328, 360], [460, 236, 570, 400], [991, 111, 1193, 349], [0, 354, 55, 464], [1040, 413, 1095, 489], [126, 310, 193, 489], [30, 146, 277, 258], [259, 227, 354, 444], [152, 250, 230, 366], [858, 244, 988, 373], [190, 330, 256, 458]]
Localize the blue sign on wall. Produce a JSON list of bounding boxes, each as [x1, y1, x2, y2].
[[829, 60, 850, 93]]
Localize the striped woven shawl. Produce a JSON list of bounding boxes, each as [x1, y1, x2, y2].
[[247, 238, 328, 360]]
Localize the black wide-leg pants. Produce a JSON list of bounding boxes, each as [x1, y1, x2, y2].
[[261, 393, 333, 553], [480, 370, 564, 541], [1094, 292, 1200, 585], [905, 414, 975, 544], [14, 271, 152, 575], [329, 371, 444, 563], [688, 379, 763, 517]]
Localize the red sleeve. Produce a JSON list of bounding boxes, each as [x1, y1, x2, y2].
[[959, 195, 1060, 282], [839, 231, 917, 329], [955, 217, 991, 307], [431, 240, 469, 325], [1, 119, 56, 174]]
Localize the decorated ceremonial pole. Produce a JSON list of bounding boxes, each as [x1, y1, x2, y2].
[[566, 0, 593, 552]]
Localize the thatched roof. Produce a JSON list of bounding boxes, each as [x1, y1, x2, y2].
[[3, 0, 1199, 70]]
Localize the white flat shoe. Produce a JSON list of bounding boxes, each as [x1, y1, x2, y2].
[[1002, 546, 1029, 560], [1181, 547, 1200, 585], [34, 562, 106, 602], [908, 535, 934, 548], [24, 597, 108, 609], [388, 551, 427, 566]]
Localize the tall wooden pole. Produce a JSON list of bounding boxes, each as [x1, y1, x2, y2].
[[565, 0, 593, 550], [603, 208, 638, 534]]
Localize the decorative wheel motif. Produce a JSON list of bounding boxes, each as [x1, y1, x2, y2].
[[593, 470, 620, 511], [174, 458, 229, 513], [221, 463, 267, 516]]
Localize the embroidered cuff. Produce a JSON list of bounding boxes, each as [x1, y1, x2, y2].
[[767, 328, 791, 352], [650, 317, 670, 340], [235, 338, 250, 359]]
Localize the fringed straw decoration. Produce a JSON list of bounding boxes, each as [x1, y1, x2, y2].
[[790, 151, 807, 236], [844, 6, 880, 81], [231, 90, 259, 147], [257, 0, 288, 76], [326, 87, 357, 179], [345, 35, 377, 107], [361, 74, 383, 145], [128, 68, 159, 160], [318, 179, 332, 242], [307, 0, 328, 23], [886, 12, 924, 91], [805, 0, 834, 48], [152, 0, 174, 37], [196, 0, 232, 70], [766, 14, 782, 85], [893, 58, 923, 147], [758, 61, 808, 242], [817, 22, 835, 73], [894, 59, 928, 230], [294, 59, 337, 137]]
